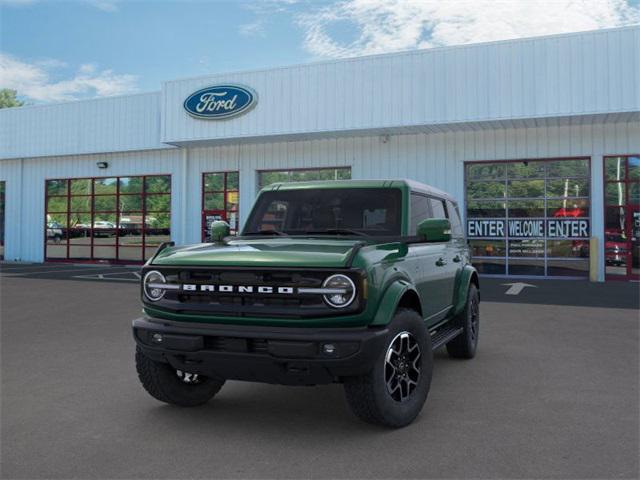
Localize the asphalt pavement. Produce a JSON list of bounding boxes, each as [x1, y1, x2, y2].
[[1, 264, 638, 479]]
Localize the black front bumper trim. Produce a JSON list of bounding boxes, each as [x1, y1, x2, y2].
[[132, 317, 389, 386]]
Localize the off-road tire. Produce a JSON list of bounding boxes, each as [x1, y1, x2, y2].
[[343, 308, 433, 428], [446, 284, 479, 359], [135, 346, 225, 407]]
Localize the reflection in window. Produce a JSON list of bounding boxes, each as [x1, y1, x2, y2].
[[258, 167, 351, 189], [45, 175, 171, 263], [465, 158, 591, 277]]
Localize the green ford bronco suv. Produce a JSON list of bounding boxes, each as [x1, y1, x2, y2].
[[133, 180, 479, 427]]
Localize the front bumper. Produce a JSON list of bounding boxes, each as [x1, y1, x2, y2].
[[132, 317, 389, 385]]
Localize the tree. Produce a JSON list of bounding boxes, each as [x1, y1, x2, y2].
[[0, 89, 24, 109]]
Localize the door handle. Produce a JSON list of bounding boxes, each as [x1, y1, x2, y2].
[[453, 255, 462, 263], [436, 257, 447, 267]]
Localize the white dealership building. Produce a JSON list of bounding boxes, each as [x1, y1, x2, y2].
[[1, 26, 638, 281]]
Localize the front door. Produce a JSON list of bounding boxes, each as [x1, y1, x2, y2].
[[604, 156, 639, 280]]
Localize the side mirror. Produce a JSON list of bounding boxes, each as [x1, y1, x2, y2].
[[417, 218, 451, 242], [209, 220, 230, 243]]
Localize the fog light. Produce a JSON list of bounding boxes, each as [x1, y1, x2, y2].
[[152, 333, 163, 344], [323, 343, 336, 355]]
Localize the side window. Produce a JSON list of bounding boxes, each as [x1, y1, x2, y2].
[[446, 200, 464, 237], [410, 193, 431, 234], [429, 198, 447, 219]]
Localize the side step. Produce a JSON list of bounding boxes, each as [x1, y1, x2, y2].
[[430, 325, 463, 350]]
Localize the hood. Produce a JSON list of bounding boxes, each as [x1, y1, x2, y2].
[[150, 238, 364, 268]]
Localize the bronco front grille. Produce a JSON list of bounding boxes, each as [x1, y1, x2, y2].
[[142, 267, 365, 319]]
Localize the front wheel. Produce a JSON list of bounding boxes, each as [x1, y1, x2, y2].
[[135, 346, 225, 407], [446, 283, 479, 359], [343, 308, 433, 428]]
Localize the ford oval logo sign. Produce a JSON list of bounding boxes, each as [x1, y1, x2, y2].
[[183, 84, 257, 120]]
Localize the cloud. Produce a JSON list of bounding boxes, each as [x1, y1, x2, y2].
[[0, 53, 138, 102], [239, 19, 266, 36], [298, 0, 640, 58]]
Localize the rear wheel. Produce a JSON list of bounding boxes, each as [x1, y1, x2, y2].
[[446, 284, 479, 359], [135, 346, 225, 407], [344, 308, 432, 428]]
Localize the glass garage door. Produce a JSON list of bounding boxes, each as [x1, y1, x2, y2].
[[465, 158, 591, 277], [45, 175, 171, 263]]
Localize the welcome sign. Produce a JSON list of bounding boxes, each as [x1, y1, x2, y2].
[[184, 84, 257, 119], [467, 219, 590, 238]]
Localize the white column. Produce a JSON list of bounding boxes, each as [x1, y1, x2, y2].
[[591, 155, 605, 282]]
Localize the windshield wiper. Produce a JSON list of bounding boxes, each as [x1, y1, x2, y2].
[[305, 228, 369, 237], [243, 229, 289, 236]]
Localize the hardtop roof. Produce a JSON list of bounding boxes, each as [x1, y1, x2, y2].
[[261, 179, 456, 202]]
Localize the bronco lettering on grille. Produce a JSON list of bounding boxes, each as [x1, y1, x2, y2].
[[182, 284, 295, 294]]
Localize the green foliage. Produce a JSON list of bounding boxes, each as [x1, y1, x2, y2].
[[0, 89, 24, 109]]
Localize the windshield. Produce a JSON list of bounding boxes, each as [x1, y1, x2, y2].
[[243, 188, 403, 236]]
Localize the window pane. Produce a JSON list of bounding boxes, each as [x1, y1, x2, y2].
[[119, 194, 143, 212], [93, 214, 117, 227], [547, 240, 589, 258], [410, 194, 430, 234], [466, 181, 505, 199], [629, 183, 639, 205], [259, 171, 289, 188], [92, 245, 116, 259], [506, 161, 545, 179], [429, 198, 446, 219], [471, 258, 506, 274], [466, 200, 505, 218], [605, 183, 625, 206], [508, 259, 545, 276], [118, 216, 144, 245], [507, 179, 545, 198], [547, 260, 589, 277], [336, 168, 351, 180], [68, 245, 91, 260], [118, 247, 143, 261], [227, 172, 239, 190], [605, 207, 626, 231], [204, 173, 224, 191], [70, 196, 91, 212], [94, 178, 117, 194], [47, 196, 68, 213], [69, 213, 91, 241], [605, 157, 625, 181], [94, 195, 117, 212], [46, 243, 68, 258], [629, 156, 640, 181], [46, 220, 66, 244], [466, 163, 505, 181], [447, 201, 463, 237], [47, 179, 67, 196], [70, 179, 91, 195], [145, 194, 170, 212], [508, 240, 545, 257], [547, 199, 589, 218], [119, 177, 143, 194], [145, 176, 171, 193], [469, 240, 506, 256], [46, 213, 68, 228], [547, 178, 589, 197], [547, 159, 589, 178], [145, 214, 171, 246], [507, 200, 545, 217], [204, 193, 224, 210]]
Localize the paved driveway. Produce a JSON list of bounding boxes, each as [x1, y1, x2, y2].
[[1, 264, 638, 479]]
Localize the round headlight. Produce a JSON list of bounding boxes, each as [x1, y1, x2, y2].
[[143, 270, 166, 302], [322, 274, 356, 308]]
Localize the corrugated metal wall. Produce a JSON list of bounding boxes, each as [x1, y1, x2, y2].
[[3, 120, 636, 280], [0, 92, 168, 160], [162, 27, 639, 144]]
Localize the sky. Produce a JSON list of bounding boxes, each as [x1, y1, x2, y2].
[[1, 0, 639, 104]]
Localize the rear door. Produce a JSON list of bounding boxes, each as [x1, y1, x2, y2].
[[428, 197, 458, 314]]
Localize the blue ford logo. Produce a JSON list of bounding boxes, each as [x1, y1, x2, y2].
[[183, 84, 257, 119]]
